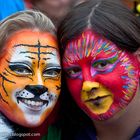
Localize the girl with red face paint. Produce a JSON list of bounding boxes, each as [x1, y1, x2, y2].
[[58, 0, 140, 140]]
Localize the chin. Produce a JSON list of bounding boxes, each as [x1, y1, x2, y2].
[[24, 120, 44, 128]]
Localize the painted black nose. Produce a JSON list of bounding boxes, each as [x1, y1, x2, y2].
[[25, 85, 48, 96]]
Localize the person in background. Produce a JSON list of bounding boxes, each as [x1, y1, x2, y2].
[[0, 0, 26, 20], [58, 0, 140, 140], [0, 10, 61, 140], [0, 0, 88, 27], [30, 0, 76, 27]]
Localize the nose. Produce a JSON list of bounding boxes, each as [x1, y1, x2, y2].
[[82, 81, 100, 94], [82, 66, 95, 81], [25, 85, 48, 96], [32, 70, 44, 85]]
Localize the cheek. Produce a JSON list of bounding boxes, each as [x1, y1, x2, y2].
[[5, 78, 32, 94], [45, 79, 61, 95], [98, 67, 124, 89], [95, 63, 138, 100], [66, 78, 82, 102]]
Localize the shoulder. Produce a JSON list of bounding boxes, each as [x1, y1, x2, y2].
[[131, 127, 140, 140], [42, 124, 61, 140], [74, 125, 97, 140], [0, 113, 14, 140]]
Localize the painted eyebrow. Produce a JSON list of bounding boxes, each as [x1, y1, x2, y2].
[[19, 51, 55, 55], [45, 63, 61, 68], [43, 58, 51, 60], [92, 54, 118, 67], [64, 65, 81, 70], [25, 56, 35, 60], [6, 60, 32, 67], [14, 43, 58, 50]]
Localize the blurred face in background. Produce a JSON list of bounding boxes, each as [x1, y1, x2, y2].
[[32, 0, 75, 26]]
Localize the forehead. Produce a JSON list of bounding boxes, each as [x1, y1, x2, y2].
[[3, 29, 60, 63], [6, 29, 58, 49], [64, 30, 119, 63]]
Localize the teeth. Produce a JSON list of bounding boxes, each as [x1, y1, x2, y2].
[[25, 99, 28, 104], [22, 99, 44, 107], [28, 100, 31, 105], [36, 102, 40, 106], [40, 102, 43, 106], [31, 101, 35, 106]]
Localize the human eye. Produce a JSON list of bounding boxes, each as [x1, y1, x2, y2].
[[9, 64, 32, 75], [65, 67, 81, 78], [43, 67, 61, 78], [92, 55, 118, 72], [93, 60, 109, 71]]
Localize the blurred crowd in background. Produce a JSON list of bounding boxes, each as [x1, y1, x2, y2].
[[0, 0, 140, 28]]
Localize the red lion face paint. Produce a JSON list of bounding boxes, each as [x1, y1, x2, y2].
[[63, 29, 139, 121]]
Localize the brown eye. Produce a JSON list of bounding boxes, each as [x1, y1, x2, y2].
[[9, 64, 32, 75], [43, 67, 61, 78], [92, 60, 109, 71], [67, 68, 80, 75], [96, 61, 108, 69], [65, 67, 81, 78]]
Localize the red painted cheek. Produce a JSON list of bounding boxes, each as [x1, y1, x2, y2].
[[94, 64, 126, 100], [66, 78, 82, 104]]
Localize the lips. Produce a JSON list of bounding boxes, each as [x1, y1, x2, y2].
[[17, 97, 48, 111], [85, 95, 111, 106]]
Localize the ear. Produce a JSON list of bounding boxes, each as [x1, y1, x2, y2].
[[134, 48, 140, 63], [134, 48, 140, 77]]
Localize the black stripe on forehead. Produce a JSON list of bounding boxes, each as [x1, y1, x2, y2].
[[14, 40, 57, 68], [14, 41, 58, 50], [20, 52, 54, 55], [25, 56, 35, 59]]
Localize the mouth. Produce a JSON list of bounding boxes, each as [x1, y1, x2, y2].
[[17, 97, 49, 111], [85, 95, 111, 106]]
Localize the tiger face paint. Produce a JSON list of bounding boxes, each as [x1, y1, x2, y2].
[[0, 29, 61, 127], [63, 29, 139, 121]]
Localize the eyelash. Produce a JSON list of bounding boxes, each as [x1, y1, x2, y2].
[[43, 67, 61, 78], [92, 60, 109, 70], [9, 64, 32, 75], [65, 61, 114, 78], [65, 67, 81, 78]]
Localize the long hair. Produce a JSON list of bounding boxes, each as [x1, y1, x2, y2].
[[58, 0, 140, 53], [58, 0, 140, 139]]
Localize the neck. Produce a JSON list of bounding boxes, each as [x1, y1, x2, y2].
[[94, 92, 140, 140]]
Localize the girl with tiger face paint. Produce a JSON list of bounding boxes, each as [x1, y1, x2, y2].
[[58, 0, 140, 140], [0, 10, 61, 128]]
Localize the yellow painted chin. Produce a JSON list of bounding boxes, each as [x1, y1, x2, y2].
[[86, 95, 113, 114], [81, 81, 114, 114]]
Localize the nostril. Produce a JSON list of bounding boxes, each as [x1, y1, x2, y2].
[[87, 87, 98, 96], [36, 85, 48, 92], [90, 87, 98, 93]]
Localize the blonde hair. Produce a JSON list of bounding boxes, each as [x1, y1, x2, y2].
[[0, 10, 56, 52]]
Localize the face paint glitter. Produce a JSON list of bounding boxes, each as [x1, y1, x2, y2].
[[63, 29, 139, 120]]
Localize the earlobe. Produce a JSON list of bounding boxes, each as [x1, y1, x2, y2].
[[134, 48, 140, 63], [133, 48, 140, 77]]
